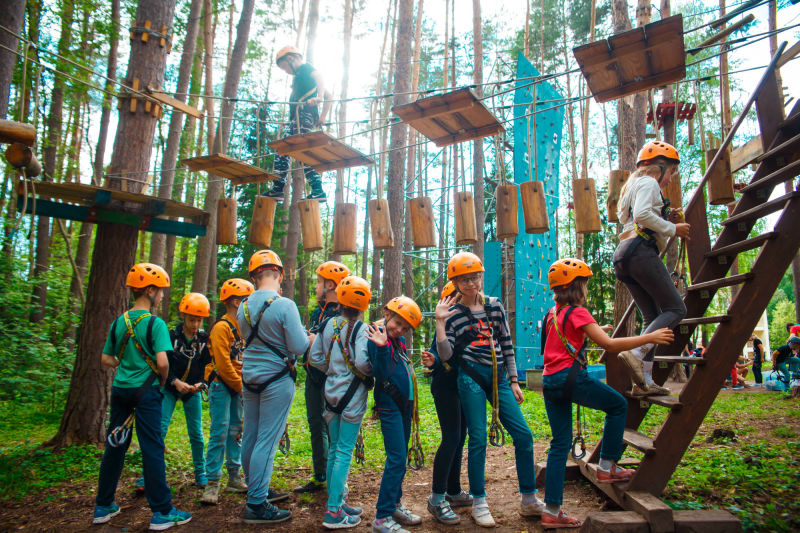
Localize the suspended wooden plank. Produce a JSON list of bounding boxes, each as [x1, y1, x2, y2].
[[392, 88, 504, 147], [181, 153, 278, 185], [268, 131, 375, 172], [4, 143, 42, 177], [574, 15, 686, 103], [146, 84, 203, 118]]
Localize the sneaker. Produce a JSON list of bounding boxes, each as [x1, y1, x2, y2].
[[242, 501, 291, 524], [341, 502, 363, 516], [264, 184, 285, 199], [92, 503, 120, 524], [323, 508, 362, 529], [596, 464, 635, 483], [520, 495, 546, 517], [305, 188, 327, 202], [445, 490, 473, 508], [195, 473, 208, 487], [227, 474, 248, 493], [630, 384, 650, 398], [200, 481, 221, 505], [644, 383, 671, 396], [268, 487, 290, 503], [541, 510, 582, 529], [293, 478, 326, 493], [392, 503, 422, 526], [618, 351, 646, 388], [471, 502, 496, 528], [732, 384, 745, 390], [135, 476, 145, 494], [427, 498, 460, 525], [149, 507, 191, 531], [372, 517, 410, 533]]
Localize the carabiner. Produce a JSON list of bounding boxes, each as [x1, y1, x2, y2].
[[279, 428, 291, 455], [198, 383, 209, 402], [489, 422, 505, 447], [408, 445, 424, 471], [570, 435, 586, 460]]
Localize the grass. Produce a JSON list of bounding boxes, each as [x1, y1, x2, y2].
[[0, 377, 798, 532]]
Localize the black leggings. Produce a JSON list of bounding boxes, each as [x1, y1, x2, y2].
[[431, 380, 467, 495]]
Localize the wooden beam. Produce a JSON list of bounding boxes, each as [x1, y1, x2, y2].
[[394, 97, 475, 123], [146, 85, 203, 118], [0, 120, 36, 146], [624, 491, 674, 533], [730, 135, 763, 171], [688, 14, 755, 55]]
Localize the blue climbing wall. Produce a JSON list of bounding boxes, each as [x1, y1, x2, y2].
[[512, 53, 564, 371]]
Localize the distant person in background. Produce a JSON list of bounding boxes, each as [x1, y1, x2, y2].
[[772, 337, 800, 390], [750, 335, 763, 387], [789, 322, 800, 339]]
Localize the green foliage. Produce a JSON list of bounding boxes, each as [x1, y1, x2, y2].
[[769, 298, 795, 353]]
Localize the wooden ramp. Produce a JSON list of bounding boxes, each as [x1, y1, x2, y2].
[[181, 153, 278, 185], [392, 88, 504, 147], [574, 15, 685, 103], [268, 131, 374, 172]]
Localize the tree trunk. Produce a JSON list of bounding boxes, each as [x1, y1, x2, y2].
[[48, 0, 177, 447], [471, 0, 485, 261], [305, 0, 320, 61], [0, 1, 26, 119]]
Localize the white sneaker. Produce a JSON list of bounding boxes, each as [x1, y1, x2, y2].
[[520, 495, 546, 517], [392, 503, 422, 526], [472, 502, 496, 527]]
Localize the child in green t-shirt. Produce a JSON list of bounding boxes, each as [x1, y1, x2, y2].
[[93, 263, 192, 531]]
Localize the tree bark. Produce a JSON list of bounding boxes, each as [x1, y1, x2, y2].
[[48, 0, 177, 447], [0, 1, 26, 119], [471, 0, 485, 261]]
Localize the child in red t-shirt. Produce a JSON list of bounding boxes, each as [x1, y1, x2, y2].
[[540, 258, 673, 529]]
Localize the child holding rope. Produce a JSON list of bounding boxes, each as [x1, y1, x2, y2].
[[434, 251, 542, 528], [309, 276, 373, 530], [94, 263, 191, 530], [370, 296, 424, 533], [420, 281, 471, 526], [540, 258, 674, 529], [238, 250, 310, 524], [613, 141, 689, 397]]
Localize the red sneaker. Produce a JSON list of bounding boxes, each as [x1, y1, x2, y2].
[[596, 464, 635, 483], [542, 510, 581, 529]]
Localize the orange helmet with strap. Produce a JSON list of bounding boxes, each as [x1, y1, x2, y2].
[[637, 141, 680, 167], [276, 45, 301, 65], [336, 276, 371, 312], [441, 281, 456, 299], [249, 249, 283, 275], [385, 296, 422, 330], [179, 292, 211, 317], [126, 263, 170, 289], [447, 251, 485, 280], [548, 258, 593, 290], [219, 278, 254, 302], [316, 261, 350, 286]]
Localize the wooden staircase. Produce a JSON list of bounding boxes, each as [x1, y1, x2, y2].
[[577, 45, 800, 531]]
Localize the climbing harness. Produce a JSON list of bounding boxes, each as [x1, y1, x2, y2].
[[408, 367, 425, 470], [325, 319, 372, 415], [206, 317, 244, 396], [487, 335, 505, 448], [354, 427, 366, 466], [570, 404, 587, 460], [241, 298, 298, 394], [540, 305, 588, 404], [670, 209, 688, 290], [279, 425, 291, 455]]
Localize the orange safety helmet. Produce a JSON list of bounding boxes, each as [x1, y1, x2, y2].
[[249, 249, 283, 275], [447, 251, 485, 280], [548, 258, 593, 290], [276, 45, 301, 65], [179, 292, 211, 317], [219, 278, 254, 302], [126, 263, 170, 289], [385, 295, 422, 330], [336, 276, 372, 312], [441, 281, 456, 299], [316, 261, 351, 286], [637, 141, 680, 167]]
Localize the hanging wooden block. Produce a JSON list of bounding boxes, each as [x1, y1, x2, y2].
[[520, 181, 549, 234], [495, 183, 519, 239], [572, 178, 602, 234], [249, 196, 277, 248], [606, 170, 630, 223], [368, 199, 395, 249], [299, 199, 323, 251], [706, 147, 734, 205], [4, 143, 42, 177], [408, 196, 437, 248], [662, 172, 682, 210], [0, 120, 36, 146], [333, 202, 358, 255], [454, 191, 478, 245], [216, 197, 237, 245]]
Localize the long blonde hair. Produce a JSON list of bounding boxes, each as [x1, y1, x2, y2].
[[618, 160, 677, 200]]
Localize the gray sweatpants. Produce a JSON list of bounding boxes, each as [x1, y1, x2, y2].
[[613, 238, 687, 361]]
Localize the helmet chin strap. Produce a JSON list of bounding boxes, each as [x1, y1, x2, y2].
[[656, 163, 668, 184]]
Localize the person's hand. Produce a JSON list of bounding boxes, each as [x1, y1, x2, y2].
[[420, 350, 435, 368], [669, 208, 685, 223], [601, 324, 613, 333], [647, 328, 675, 345], [173, 379, 192, 394], [367, 323, 388, 347], [510, 381, 524, 404], [435, 296, 458, 322], [675, 222, 691, 239], [308, 333, 317, 346], [306, 96, 322, 106]]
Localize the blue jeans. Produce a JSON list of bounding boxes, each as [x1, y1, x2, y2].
[[241, 374, 295, 505], [205, 381, 243, 481], [542, 367, 627, 506], [376, 405, 411, 519], [161, 389, 206, 475], [97, 384, 172, 514], [325, 414, 361, 512], [458, 361, 536, 498]]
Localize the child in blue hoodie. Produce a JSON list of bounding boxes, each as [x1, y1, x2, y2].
[[368, 296, 423, 533]]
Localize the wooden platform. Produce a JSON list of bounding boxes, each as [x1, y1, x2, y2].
[[268, 131, 375, 172], [391, 88, 504, 147], [181, 153, 278, 185], [646, 101, 697, 128], [574, 14, 686, 103], [16, 180, 208, 237]]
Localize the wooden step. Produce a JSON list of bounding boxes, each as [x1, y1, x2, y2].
[[653, 356, 706, 365], [687, 272, 754, 291], [756, 132, 800, 162], [779, 110, 800, 133], [623, 429, 656, 455], [680, 314, 730, 325], [723, 191, 800, 227], [740, 158, 800, 194], [624, 391, 683, 410], [706, 232, 777, 258]]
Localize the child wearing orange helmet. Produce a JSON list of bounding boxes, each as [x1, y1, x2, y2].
[[202, 278, 254, 505], [368, 295, 424, 533], [94, 263, 192, 529], [540, 258, 673, 528], [613, 141, 689, 396], [308, 276, 373, 529]]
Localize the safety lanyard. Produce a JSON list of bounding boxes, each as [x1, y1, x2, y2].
[[121, 312, 158, 374], [331, 319, 369, 381], [177, 333, 199, 382], [407, 348, 424, 470]]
